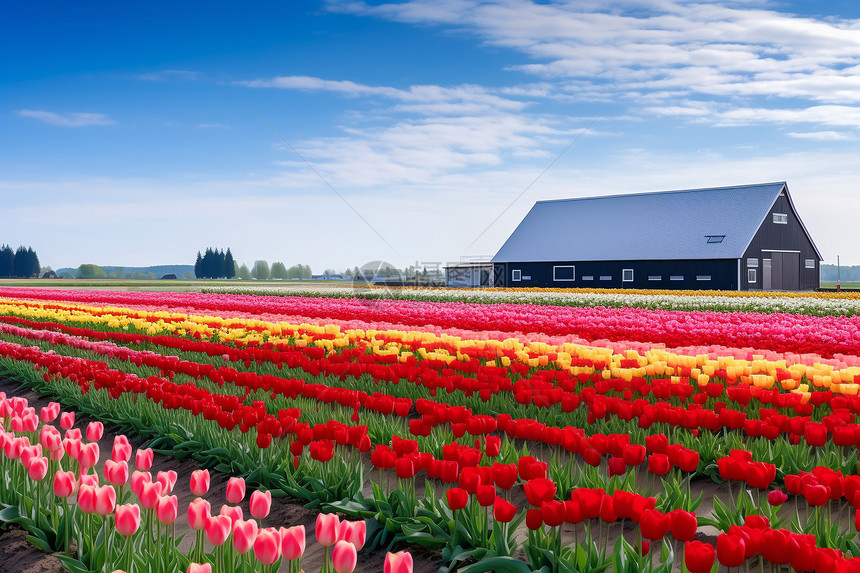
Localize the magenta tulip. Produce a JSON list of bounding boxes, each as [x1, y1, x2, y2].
[[189, 469, 210, 496], [332, 540, 358, 573], [115, 504, 141, 536], [249, 489, 272, 520]]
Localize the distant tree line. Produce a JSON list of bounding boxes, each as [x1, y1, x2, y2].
[[194, 248, 236, 279], [0, 245, 40, 278], [821, 264, 860, 282]]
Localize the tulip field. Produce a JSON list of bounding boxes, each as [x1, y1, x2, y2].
[[2, 287, 860, 573]]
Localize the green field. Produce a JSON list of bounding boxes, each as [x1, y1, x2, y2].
[[819, 281, 860, 290]]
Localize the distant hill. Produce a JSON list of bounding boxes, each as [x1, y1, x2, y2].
[[56, 265, 196, 279]]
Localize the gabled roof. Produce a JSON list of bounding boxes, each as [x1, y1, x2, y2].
[[492, 182, 821, 263]]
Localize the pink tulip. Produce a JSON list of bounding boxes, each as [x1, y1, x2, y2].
[[316, 512, 340, 547], [187, 565, 211, 573], [189, 469, 210, 496], [135, 448, 153, 470], [130, 470, 152, 497], [232, 519, 258, 554], [281, 524, 306, 560], [225, 477, 245, 504], [40, 403, 59, 422], [20, 445, 42, 469], [115, 503, 141, 536], [95, 485, 117, 516], [254, 527, 282, 565], [20, 412, 38, 432], [60, 411, 75, 430], [338, 520, 367, 551], [187, 497, 211, 530], [64, 428, 82, 441], [40, 426, 62, 452], [205, 514, 232, 546], [63, 437, 81, 461], [79, 442, 100, 469], [385, 551, 414, 573], [156, 470, 177, 494], [28, 456, 49, 481], [104, 460, 129, 486], [79, 473, 99, 488], [3, 436, 24, 459], [53, 470, 76, 498], [332, 540, 357, 573], [86, 421, 104, 442], [78, 484, 96, 514], [249, 489, 272, 520], [112, 435, 132, 463], [140, 481, 163, 510], [219, 504, 243, 526], [156, 495, 178, 525]]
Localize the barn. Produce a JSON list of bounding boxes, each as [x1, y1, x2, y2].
[[492, 182, 821, 291]]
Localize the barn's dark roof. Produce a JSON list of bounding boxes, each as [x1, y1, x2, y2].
[[493, 182, 820, 263]]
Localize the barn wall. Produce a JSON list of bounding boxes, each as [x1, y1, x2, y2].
[[493, 260, 738, 290], [742, 192, 820, 291]]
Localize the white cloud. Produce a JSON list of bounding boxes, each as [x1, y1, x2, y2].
[[134, 70, 201, 82], [197, 123, 230, 129], [16, 110, 115, 127], [787, 130, 852, 140]]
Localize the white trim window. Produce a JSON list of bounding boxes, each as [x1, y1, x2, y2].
[[599, 276, 612, 281], [670, 276, 684, 281], [773, 213, 788, 224], [805, 259, 816, 269], [512, 269, 522, 282], [747, 258, 758, 268], [582, 275, 594, 281], [696, 275, 712, 281], [748, 269, 757, 283], [553, 265, 575, 281], [622, 269, 634, 282], [648, 275, 661, 281]]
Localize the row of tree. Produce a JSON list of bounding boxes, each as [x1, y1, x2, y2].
[[194, 248, 236, 279], [821, 264, 860, 282], [0, 245, 40, 278]]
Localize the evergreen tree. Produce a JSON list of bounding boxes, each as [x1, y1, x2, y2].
[[0, 245, 12, 278], [194, 252, 203, 279], [224, 248, 235, 279], [28, 248, 39, 278], [12, 246, 30, 278]]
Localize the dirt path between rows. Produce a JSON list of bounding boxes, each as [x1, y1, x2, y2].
[[0, 377, 441, 573]]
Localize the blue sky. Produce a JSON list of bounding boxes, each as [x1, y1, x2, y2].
[[2, 0, 860, 272]]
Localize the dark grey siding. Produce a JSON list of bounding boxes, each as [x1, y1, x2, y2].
[[741, 193, 819, 291], [493, 260, 738, 290]]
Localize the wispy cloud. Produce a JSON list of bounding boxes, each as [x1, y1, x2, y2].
[[788, 130, 852, 141], [16, 109, 115, 127], [197, 123, 230, 129], [134, 69, 201, 82]]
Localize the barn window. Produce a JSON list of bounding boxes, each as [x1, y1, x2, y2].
[[622, 269, 634, 282], [582, 275, 594, 281], [512, 269, 521, 282], [670, 276, 683, 281], [553, 265, 575, 281], [648, 275, 661, 281], [805, 259, 815, 269], [696, 275, 712, 281], [747, 258, 758, 268], [706, 235, 725, 243], [748, 269, 757, 283], [772, 213, 788, 224], [599, 276, 612, 281]]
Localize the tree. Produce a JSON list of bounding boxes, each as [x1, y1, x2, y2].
[[194, 252, 203, 279], [252, 260, 270, 280], [77, 264, 108, 279], [237, 264, 251, 280], [0, 245, 13, 278], [224, 248, 236, 279], [270, 262, 288, 279]]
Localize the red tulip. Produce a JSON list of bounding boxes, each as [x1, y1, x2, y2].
[[524, 478, 557, 507], [384, 551, 413, 573], [281, 524, 306, 560], [647, 453, 670, 476], [622, 444, 646, 466], [767, 490, 788, 506], [332, 540, 358, 573], [134, 448, 153, 471], [804, 484, 830, 506], [254, 527, 282, 565], [86, 421, 103, 442], [316, 512, 340, 547], [669, 509, 697, 542], [446, 487, 468, 511], [541, 500, 565, 527], [608, 456, 627, 477], [205, 514, 232, 546], [53, 470, 76, 498], [232, 519, 258, 554], [491, 463, 518, 490], [477, 484, 495, 507], [190, 469, 209, 496], [485, 436, 501, 457], [225, 477, 245, 504], [187, 497, 211, 530], [640, 509, 670, 540], [717, 533, 746, 567], [115, 503, 141, 536], [249, 489, 272, 520], [526, 508, 543, 530], [493, 497, 517, 523], [685, 540, 716, 573], [156, 495, 178, 525], [599, 496, 617, 523]]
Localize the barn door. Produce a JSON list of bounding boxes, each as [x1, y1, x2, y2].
[[763, 259, 772, 290], [493, 265, 505, 287], [769, 252, 800, 291]]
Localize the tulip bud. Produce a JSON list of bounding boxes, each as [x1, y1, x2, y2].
[[249, 489, 272, 520], [225, 477, 245, 504], [281, 524, 306, 560], [86, 421, 104, 442], [135, 448, 153, 470], [187, 497, 211, 530], [205, 514, 232, 546], [316, 513, 340, 547], [156, 495, 178, 525], [53, 470, 77, 498], [332, 540, 357, 573], [232, 519, 259, 554], [95, 485, 117, 516], [189, 469, 210, 496], [116, 503, 141, 536], [384, 551, 413, 573], [254, 527, 282, 565], [60, 411, 75, 430]]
